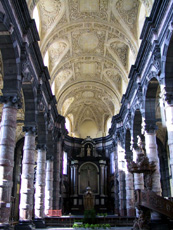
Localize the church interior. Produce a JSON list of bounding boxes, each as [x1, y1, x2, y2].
[[0, 0, 173, 229]]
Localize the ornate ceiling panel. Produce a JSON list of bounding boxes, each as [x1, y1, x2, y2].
[[27, 0, 153, 138]]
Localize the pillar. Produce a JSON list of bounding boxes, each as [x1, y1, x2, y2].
[[73, 163, 78, 196], [16, 126, 36, 230], [0, 97, 19, 229], [133, 148, 144, 217], [145, 127, 162, 195], [70, 166, 74, 194], [100, 164, 105, 195], [34, 145, 46, 227], [117, 141, 126, 216], [114, 148, 119, 215], [53, 138, 62, 210], [104, 166, 107, 195], [45, 158, 53, 215], [125, 171, 135, 216], [145, 126, 162, 221]]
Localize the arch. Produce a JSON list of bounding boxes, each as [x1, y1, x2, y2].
[[0, 12, 21, 97], [22, 79, 37, 126], [133, 109, 142, 148], [145, 77, 160, 128], [157, 137, 171, 197], [11, 138, 24, 221], [125, 129, 132, 161], [165, 34, 173, 96], [78, 162, 99, 194]]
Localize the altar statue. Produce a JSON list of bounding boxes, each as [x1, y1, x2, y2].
[[83, 186, 95, 210]]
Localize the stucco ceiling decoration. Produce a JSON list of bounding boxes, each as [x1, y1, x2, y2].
[[27, 0, 154, 138]]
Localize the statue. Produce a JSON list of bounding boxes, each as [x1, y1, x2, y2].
[[87, 145, 91, 156], [83, 186, 95, 210]]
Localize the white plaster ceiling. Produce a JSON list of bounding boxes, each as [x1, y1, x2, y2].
[[27, 0, 153, 138]]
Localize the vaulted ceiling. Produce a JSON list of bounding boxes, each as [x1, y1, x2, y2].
[[27, 0, 154, 138]]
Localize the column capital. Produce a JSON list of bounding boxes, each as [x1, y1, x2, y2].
[[36, 144, 47, 150], [164, 92, 173, 105], [0, 95, 22, 108], [144, 124, 157, 133], [23, 125, 37, 134], [46, 155, 54, 161], [160, 88, 173, 105]]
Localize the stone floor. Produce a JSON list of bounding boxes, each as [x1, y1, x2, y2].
[[39, 227, 132, 230]]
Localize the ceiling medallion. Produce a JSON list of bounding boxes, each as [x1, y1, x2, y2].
[[78, 33, 99, 51], [82, 91, 94, 98]]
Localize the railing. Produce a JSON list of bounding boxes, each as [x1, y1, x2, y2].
[[135, 189, 173, 219]]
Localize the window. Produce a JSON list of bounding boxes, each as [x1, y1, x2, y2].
[[63, 152, 67, 175]]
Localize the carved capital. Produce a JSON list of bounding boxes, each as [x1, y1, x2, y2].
[[164, 92, 173, 105], [144, 124, 157, 133], [36, 144, 47, 151], [37, 84, 45, 112], [46, 155, 54, 161], [23, 126, 37, 134], [152, 45, 161, 73], [21, 43, 29, 72], [116, 128, 125, 147], [0, 95, 22, 108]]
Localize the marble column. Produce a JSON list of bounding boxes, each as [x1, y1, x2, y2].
[[114, 149, 119, 215], [164, 100, 173, 190], [45, 158, 53, 215], [70, 166, 74, 194], [0, 98, 19, 229], [104, 166, 108, 195], [117, 142, 126, 216], [74, 164, 78, 195], [100, 164, 105, 195], [145, 127, 162, 195], [133, 148, 144, 217], [145, 126, 162, 221], [34, 145, 46, 227], [53, 139, 62, 210], [125, 171, 135, 216], [16, 126, 36, 230], [118, 170, 126, 216]]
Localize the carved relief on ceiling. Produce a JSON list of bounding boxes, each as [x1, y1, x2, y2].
[[104, 69, 122, 93], [110, 42, 128, 69], [69, 0, 108, 21], [62, 97, 74, 116], [27, 0, 151, 138], [72, 30, 105, 56], [74, 61, 102, 79], [54, 69, 73, 94], [41, 22, 137, 61], [37, 0, 65, 37], [140, 0, 154, 16], [48, 40, 69, 73], [114, 0, 140, 37]]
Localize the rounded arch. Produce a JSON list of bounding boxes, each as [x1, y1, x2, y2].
[[12, 137, 24, 221], [22, 79, 37, 126], [79, 162, 99, 194], [0, 12, 21, 97], [133, 109, 142, 148], [165, 34, 173, 96], [145, 77, 160, 128], [125, 129, 132, 161]]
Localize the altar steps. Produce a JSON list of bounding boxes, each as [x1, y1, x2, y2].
[[45, 216, 134, 228]]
